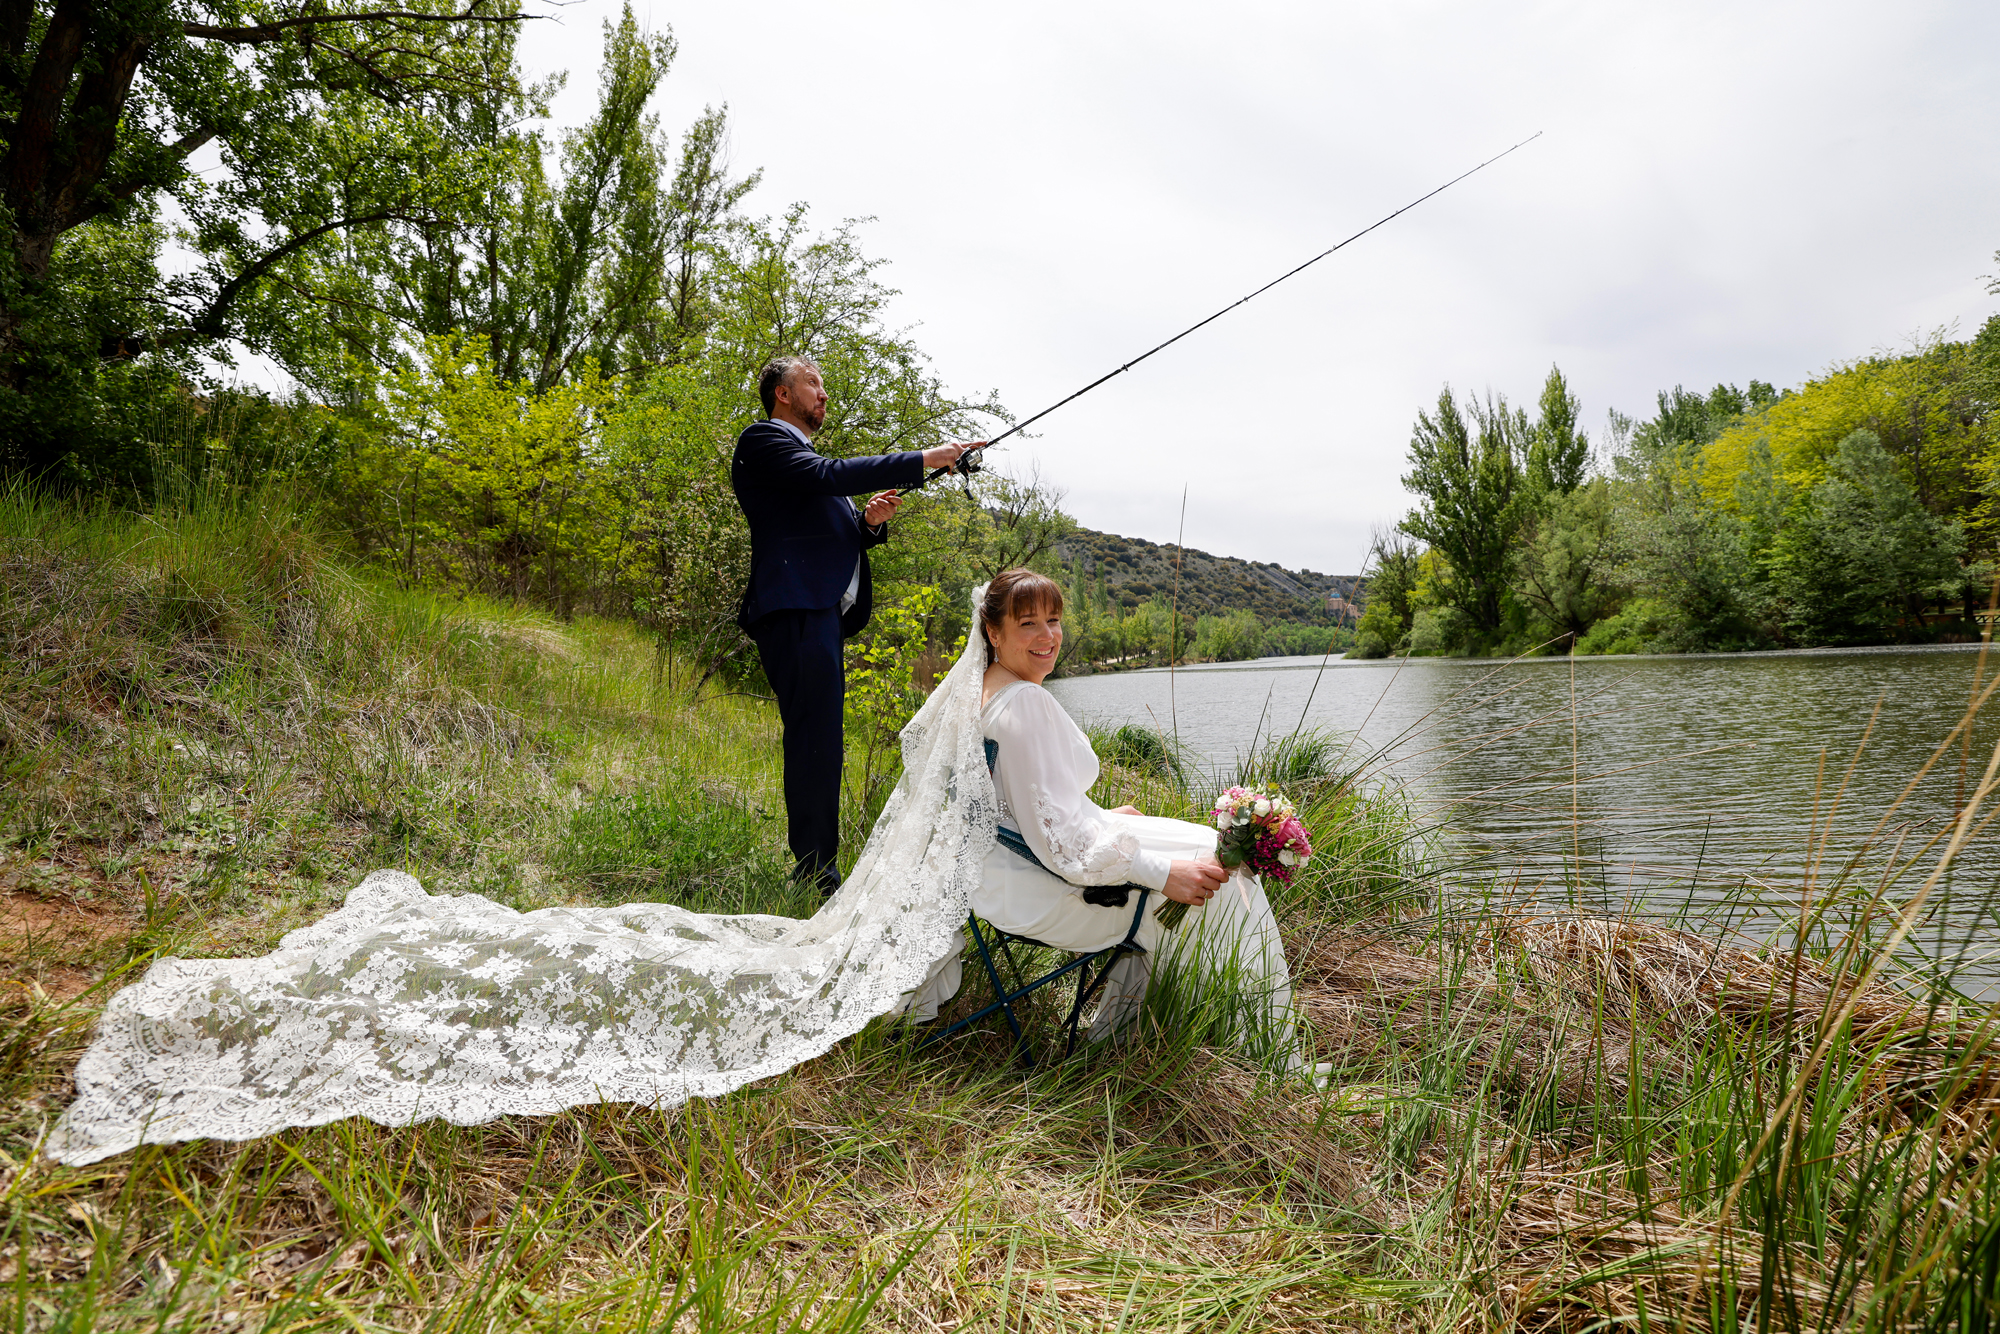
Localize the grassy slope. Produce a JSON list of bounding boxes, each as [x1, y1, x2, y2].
[[6, 490, 2000, 1332]]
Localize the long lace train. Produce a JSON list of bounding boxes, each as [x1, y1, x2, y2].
[[46, 597, 1001, 1165]]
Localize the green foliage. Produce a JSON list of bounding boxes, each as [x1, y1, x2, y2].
[[1406, 603, 1470, 656], [1526, 363, 1589, 495], [1259, 621, 1353, 658], [0, 214, 190, 490], [1610, 383, 1773, 651], [1509, 476, 1622, 642], [334, 336, 615, 609], [1605, 349, 1993, 652], [1353, 530, 1421, 658], [0, 0, 581, 486], [1091, 723, 1190, 785], [1231, 725, 1345, 792], [1397, 385, 1527, 635], [1191, 608, 1263, 661], [844, 585, 948, 827], [1764, 429, 1971, 644], [1702, 335, 1994, 543], [1574, 596, 1670, 655]]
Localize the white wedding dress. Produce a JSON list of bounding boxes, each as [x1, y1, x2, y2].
[[905, 679, 1296, 1043], [48, 594, 1297, 1166]]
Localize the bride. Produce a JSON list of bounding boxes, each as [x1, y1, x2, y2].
[[905, 569, 1295, 1043], [48, 577, 1298, 1165]]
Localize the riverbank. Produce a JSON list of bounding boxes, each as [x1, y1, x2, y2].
[[5, 491, 1999, 1330]]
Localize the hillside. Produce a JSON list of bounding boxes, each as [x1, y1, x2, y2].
[[1055, 525, 1365, 623]]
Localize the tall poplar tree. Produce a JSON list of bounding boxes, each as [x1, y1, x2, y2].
[[1396, 387, 1526, 634]]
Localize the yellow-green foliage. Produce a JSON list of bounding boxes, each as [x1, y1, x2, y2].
[[340, 336, 616, 598], [1701, 338, 1994, 535]]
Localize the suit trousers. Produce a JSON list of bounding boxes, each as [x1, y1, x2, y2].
[[749, 606, 846, 895]]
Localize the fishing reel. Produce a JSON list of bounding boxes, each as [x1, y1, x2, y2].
[[912, 443, 987, 492]]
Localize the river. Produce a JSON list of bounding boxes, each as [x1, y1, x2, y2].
[[1047, 645, 2000, 996]]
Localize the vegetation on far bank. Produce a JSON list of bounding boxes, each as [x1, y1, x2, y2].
[[1358, 320, 2000, 659]]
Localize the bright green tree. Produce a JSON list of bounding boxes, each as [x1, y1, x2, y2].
[[1396, 387, 1527, 636], [1701, 336, 1993, 542], [1353, 529, 1420, 657]]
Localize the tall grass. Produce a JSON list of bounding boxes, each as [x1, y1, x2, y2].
[[6, 486, 2000, 1330]]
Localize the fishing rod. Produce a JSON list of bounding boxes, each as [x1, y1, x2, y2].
[[907, 131, 1543, 492]]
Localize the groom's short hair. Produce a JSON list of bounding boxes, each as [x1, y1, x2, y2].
[[758, 356, 820, 416]]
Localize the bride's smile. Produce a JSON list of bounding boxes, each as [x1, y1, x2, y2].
[[984, 604, 1062, 694]]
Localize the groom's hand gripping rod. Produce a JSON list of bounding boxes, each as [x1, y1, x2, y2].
[[906, 132, 1543, 492]]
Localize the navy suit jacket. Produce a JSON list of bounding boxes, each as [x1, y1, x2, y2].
[[731, 419, 925, 635]]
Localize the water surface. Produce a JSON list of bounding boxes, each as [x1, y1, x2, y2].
[[1048, 646, 2000, 993]]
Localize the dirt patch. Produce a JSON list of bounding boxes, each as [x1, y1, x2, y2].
[[0, 887, 130, 1001]]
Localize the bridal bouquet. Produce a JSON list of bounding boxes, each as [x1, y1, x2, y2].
[[1157, 784, 1313, 928]]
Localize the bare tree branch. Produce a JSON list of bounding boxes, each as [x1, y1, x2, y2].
[[173, 209, 410, 343]]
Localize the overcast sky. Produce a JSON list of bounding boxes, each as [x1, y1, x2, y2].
[[515, 0, 1998, 575]]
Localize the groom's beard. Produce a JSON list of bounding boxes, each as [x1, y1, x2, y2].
[[802, 403, 825, 432]]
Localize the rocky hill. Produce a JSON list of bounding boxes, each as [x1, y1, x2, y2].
[[1055, 525, 1364, 624]]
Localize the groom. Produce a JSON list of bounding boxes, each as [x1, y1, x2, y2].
[[733, 355, 979, 896]]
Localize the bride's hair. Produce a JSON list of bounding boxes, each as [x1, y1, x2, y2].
[[979, 569, 1065, 665]]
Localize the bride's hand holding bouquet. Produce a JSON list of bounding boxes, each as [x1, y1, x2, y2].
[[1157, 783, 1313, 929]]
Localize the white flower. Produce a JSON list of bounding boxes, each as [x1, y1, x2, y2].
[[1278, 849, 1297, 866], [1214, 810, 1231, 830], [1253, 799, 1271, 817]]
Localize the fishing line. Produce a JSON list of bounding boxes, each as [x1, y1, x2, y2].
[[909, 130, 1543, 491]]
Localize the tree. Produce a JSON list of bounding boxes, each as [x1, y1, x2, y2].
[[1511, 477, 1620, 641], [1193, 610, 1262, 662], [1396, 386, 1526, 635], [266, 7, 759, 397], [0, 0, 534, 482], [1701, 337, 1991, 542], [1765, 429, 1968, 645], [1607, 380, 1777, 651], [1526, 364, 1588, 496], [1353, 527, 1420, 657]]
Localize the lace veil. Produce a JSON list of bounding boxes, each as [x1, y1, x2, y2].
[[47, 592, 997, 1165]]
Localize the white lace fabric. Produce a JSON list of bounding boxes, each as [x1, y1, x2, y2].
[[47, 595, 1001, 1166]]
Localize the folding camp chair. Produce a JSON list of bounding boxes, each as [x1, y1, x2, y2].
[[919, 740, 1152, 1067]]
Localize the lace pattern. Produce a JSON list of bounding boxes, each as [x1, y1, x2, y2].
[[48, 592, 1003, 1165], [1028, 783, 1145, 884]]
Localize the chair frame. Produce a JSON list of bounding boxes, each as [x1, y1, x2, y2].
[[919, 887, 1151, 1067], [919, 735, 1152, 1066]]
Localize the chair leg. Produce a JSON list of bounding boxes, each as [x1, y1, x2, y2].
[[919, 911, 1153, 1067], [1062, 945, 1133, 1059], [969, 916, 1036, 1068]]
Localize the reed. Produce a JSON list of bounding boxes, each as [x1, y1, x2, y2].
[[5, 485, 2000, 1331]]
